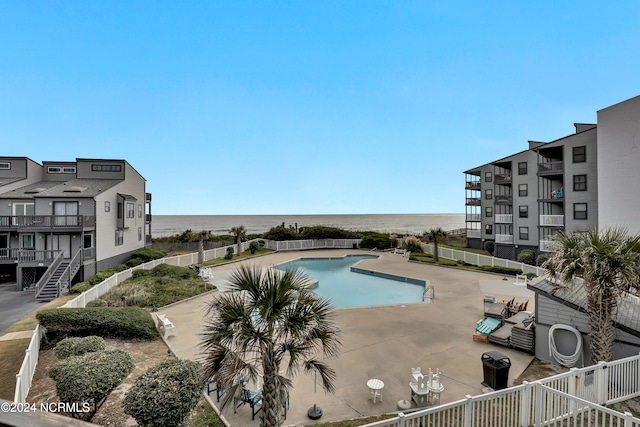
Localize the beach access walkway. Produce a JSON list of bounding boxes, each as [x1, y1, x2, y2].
[[158, 249, 536, 426]]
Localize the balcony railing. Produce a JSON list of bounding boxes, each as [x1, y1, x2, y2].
[[0, 215, 95, 229], [494, 174, 512, 184], [495, 234, 514, 244], [540, 215, 564, 227], [494, 214, 513, 223], [466, 229, 481, 238], [466, 198, 481, 206], [466, 214, 481, 221], [539, 239, 555, 252], [538, 161, 564, 174], [494, 195, 513, 204], [465, 181, 481, 190]]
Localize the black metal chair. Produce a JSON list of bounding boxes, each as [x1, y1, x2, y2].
[[235, 384, 263, 420]]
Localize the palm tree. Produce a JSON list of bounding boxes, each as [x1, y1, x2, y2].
[[424, 227, 447, 262], [230, 225, 247, 258], [200, 265, 341, 427], [544, 227, 640, 363]]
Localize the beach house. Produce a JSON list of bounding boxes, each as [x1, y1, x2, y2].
[[464, 93, 640, 260], [0, 157, 151, 300]]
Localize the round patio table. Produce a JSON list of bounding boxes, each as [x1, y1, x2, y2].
[[367, 378, 384, 403]]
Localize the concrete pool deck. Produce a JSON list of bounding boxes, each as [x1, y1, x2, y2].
[[159, 249, 535, 426]]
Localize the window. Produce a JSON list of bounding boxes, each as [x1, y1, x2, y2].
[[92, 164, 122, 172], [48, 166, 76, 173], [54, 202, 79, 226], [105, 201, 110, 212], [574, 203, 587, 220], [519, 227, 529, 240], [47, 166, 61, 173], [573, 146, 586, 163], [115, 230, 124, 246], [21, 234, 34, 249], [519, 184, 528, 197], [573, 174, 587, 191], [126, 202, 135, 219], [519, 205, 528, 218], [485, 189, 493, 200], [485, 224, 493, 235], [138, 227, 142, 241], [518, 162, 527, 175], [484, 172, 492, 182], [13, 202, 35, 216], [62, 167, 76, 173], [84, 234, 93, 249], [0, 162, 10, 170], [138, 204, 142, 218], [117, 202, 123, 219], [485, 207, 493, 218]]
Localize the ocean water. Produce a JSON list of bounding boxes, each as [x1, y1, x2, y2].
[[151, 213, 465, 238]]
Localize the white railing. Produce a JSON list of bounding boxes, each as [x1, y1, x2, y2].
[[13, 325, 43, 404], [466, 229, 481, 238], [466, 214, 481, 221], [494, 214, 513, 223], [361, 353, 640, 427], [495, 234, 514, 244], [540, 215, 564, 226], [421, 243, 546, 276]]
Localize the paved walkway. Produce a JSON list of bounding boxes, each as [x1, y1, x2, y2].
[[159, 249, 535, 426], [0, 282, 44, 336]]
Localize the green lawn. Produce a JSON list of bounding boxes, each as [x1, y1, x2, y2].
[[199, 248, 274, 267], [0, 338, 30, 400]]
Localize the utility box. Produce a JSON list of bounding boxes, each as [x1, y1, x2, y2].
[[481, 351, 511, 390]]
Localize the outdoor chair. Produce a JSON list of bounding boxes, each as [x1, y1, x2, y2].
[[235, 383, 263, 420], [476, 317, 502, 335], [409, 374, 430, 407]]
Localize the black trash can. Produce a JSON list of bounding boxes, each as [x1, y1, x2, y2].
[[481, 351, 511, 390]]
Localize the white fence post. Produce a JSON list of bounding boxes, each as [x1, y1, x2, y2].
[[464, 395, 473, 427], [597, 361, 609, 405], [397, 412, 405, 427], [568, 367, 578, 416], [534, 382, 543, 426], [520, 381, 532, 427]]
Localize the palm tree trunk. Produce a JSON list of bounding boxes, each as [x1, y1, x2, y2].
[[587, 288, 615, 363], [237, 237, 242, 258], [433, 241, 439, 262], [261, 358, 281, 427]]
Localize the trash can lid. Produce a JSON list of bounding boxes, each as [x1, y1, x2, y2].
[[481, 351, 510, 362]]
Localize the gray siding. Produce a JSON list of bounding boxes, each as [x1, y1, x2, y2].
[[76, 159, 126, 180]]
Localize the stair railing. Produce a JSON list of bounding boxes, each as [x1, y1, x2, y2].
[[34, 251, 64, 299], [56, 249, 83, 297]]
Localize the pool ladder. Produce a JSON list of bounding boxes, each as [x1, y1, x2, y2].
[[423, 282, 435, 303]]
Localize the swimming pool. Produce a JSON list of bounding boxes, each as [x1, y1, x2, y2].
[[275, 255, 425, 308]]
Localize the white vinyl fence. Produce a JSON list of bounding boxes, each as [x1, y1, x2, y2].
[[421, 243, 547, 276], [264, 238, 361, 251], [13, 325, 43, 404], [361, 353, 640, 427]]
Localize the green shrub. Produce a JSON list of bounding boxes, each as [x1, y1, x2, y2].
[[402, 236, 424, 253], [478, 265, 523, 275], [130, 248, 166, 263], [89, 266, 127, 285], [525, 272, 537, 280], [484, 241, 495, 255], [224, 247, 234, 260], [249, 241, 260, 254], [517, 249, 536, 266], [86, 299, 108, 307], [299, 226, 360, 240], [50, 349, 135, 420], [151, 263, 196, 279], [261, 226, 300, 241], [36, 307, 159, 344], [126, 258, 145, 268], [359, 232, 391, 250], [536, 253, 550, 267], [70, 282, 91, 294], [54, 336, 106, 359], [131, 269, 153, 279], [123, 359, 202, 427]]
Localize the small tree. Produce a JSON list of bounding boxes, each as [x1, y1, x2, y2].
[[249, 241, 260, 254], [517, 249, 536, 265], [224, 247, 234, 260], [123, 359, 202, 427], [50, 350, 134, 420], [424, 228, 447, 262], [484, 240, 495, 255]]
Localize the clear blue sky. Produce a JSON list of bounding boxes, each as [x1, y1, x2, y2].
[[2, 1, 639, 215]]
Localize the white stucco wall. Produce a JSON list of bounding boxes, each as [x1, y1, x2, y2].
[[597, 95, 640, 234]]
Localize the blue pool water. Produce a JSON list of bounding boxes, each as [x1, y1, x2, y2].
[[276, 255, 425, 308]]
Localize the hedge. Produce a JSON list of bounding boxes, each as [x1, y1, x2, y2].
[[54, 336, 106, 359], [70, 282, 91, 294], [36, 307, 159, 345], [50, 349, 135, 420], [123, 359, 202, 427], [477, 265, 523, 275]]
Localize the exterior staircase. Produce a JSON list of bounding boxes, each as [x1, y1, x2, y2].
[[36, 262, 70, 302]]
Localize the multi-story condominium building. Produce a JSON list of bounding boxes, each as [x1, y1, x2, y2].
[[0, 157, 152, 300], [464, 93, 640, 260]]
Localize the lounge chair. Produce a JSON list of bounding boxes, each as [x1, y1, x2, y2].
[[476, 317, 502, 335]]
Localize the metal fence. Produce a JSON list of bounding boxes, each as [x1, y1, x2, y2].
[[361, 353, 640, 427], [13, 325, 43, 404]]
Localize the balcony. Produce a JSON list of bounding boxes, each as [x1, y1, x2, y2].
[[466, 214, 481, 221], [539, 239, 555, 252], [0, 215, 95, 230], [540, 215, 564, 227], [495, 214, 513, 224], [538, 161, 564, 176], [466, 198, 481, 206], [467, 229, 481, 238], [494, 174, 512, 185], [146, 213, 152, 223], [494, 195, 513, 204], [0, 249, 61, 265], [495, 234, 514, 244], [465, 181, 481, 190]]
